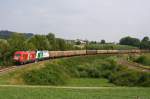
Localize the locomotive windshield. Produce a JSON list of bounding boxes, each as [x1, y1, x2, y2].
[[15, 54, 21, 57]]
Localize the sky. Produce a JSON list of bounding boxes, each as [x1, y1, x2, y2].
[[0, 0, 150, 42]]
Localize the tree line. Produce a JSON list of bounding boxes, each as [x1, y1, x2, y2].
[[0, 32, 149, 66], [0, 33, 78, 66], [119, 36, 150, 49]]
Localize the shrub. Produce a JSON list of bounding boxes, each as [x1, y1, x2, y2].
[[108, 69, 150, 87], [109, 70, 140, 86], [137, 72, 150, 87], [135, 55, 150, 66], [77, 64, 101, 78], [23, 63, 69, 85]]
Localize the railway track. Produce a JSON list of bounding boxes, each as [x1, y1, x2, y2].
[[0, 59, 52, 74], [0, 66, 17, 74], [0, 53, 150, 74]]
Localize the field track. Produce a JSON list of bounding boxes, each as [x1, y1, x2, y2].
[[0, 85, 129, 89], [118, 59, 150, 72]]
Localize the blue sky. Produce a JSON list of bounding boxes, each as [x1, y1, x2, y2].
[[0, 0, 150, 42]]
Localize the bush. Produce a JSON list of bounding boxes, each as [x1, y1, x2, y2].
[[77, 64, 101, 78], [109, 70, 140, 86], [23, 63, 69, 85], [108, 69, 150, 87], [135, 55, 150, 66], [138, 72, 150, 87]]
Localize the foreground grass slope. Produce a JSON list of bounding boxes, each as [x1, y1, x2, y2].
[[23, 55, 150, 86], [0, 55, 150, 99], [0, 55, 115, 87], [0, 86, 149, 99], [0, 55, 150, 87]]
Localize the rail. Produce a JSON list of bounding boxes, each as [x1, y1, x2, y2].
[[0, 50, 150, 74]]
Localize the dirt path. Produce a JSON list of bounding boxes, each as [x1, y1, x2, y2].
[[117, 59, 150, 72], [0, 85, 124, 89]]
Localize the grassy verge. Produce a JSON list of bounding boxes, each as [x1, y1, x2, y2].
[[66, 78, 115, 87], [0, 86, 149, 99]]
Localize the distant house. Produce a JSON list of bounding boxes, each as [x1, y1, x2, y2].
[[75, 39, 87, 45]]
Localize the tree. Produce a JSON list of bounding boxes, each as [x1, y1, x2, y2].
[[7, 33, 28, 53], [0, 39, 9, 57], [0, 40, 9, 61], [24, 41, 36, 50], [56, 38, 66, 51], [27, 35, 50, 50], [90, 41, 97, 44], [46, 33, 57, 50], [101, 39, 106, 44], [142, 36, 149, 42], [140, 36, 150, 49], [119, 36, 140, 47]]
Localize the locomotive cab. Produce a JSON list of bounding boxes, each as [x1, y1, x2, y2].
[[13, 51, 27, 64], [13, 53, 21, 61], [13, 51, 36, 65]]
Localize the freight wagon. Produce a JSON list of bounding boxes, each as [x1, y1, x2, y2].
[[13, 50, 150, 65]]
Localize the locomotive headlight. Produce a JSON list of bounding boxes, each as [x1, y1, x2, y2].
[[14, 56, 19, 60]]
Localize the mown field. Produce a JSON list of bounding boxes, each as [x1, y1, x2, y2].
[[0, 86, 149, 99]]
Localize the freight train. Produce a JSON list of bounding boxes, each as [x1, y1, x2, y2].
[[13, 50, 150, 65]]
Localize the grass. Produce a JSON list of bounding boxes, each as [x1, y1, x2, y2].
[[0, 54, 150, 87], [0, 55, 150, 99], [0, 55, 108, 85], [0, 86, 149, 99], [66, 78, 115, 87]]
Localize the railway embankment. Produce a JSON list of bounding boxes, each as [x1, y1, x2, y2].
[[0, 55, 149, 87]]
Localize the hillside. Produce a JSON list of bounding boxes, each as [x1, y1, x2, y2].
[[0, 55, 149, 87], [0, 30, 34, 39], [0, 54, 150, 99]]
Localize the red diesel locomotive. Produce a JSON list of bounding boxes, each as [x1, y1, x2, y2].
[[13, 51, 36, 64]]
